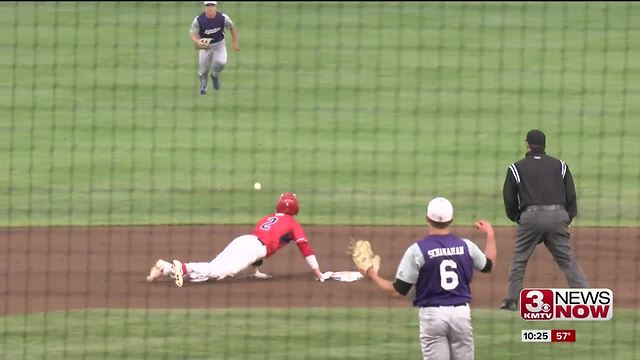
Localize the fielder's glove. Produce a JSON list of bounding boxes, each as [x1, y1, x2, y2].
[[197, 38, 212, 49], [347, 239, 381, 275]]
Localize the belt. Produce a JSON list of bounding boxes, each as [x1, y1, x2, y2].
[[423, 303, 468, 308], [525, 205, 565, 212]]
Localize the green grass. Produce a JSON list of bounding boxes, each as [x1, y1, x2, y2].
[[1, 308, 638, 359], [1, 2, 640, 226]]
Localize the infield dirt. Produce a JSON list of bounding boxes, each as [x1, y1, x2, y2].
[[1, 225, 638, 314]]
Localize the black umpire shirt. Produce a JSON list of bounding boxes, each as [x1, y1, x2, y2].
[[502, 149, 578, 223]]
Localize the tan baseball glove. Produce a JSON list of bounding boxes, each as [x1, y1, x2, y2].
[[196, 38, 212, 49], [347, 239, 381, 275]]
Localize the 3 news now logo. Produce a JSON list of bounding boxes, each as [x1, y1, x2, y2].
[[520, 288, 613, 321]]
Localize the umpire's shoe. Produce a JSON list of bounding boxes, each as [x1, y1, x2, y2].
[[212, 75, 220, 90], [499, 298, 518, 311]]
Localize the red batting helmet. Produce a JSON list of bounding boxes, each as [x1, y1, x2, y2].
[[276, 192, 299, 215]]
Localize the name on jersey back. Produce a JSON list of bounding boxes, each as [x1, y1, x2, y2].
[[427, 246, 465, 258]]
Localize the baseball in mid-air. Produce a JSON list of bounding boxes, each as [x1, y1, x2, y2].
[[253, 182, 262, 191]]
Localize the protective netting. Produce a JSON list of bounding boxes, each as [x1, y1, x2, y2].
[[1, 2, 638, 359]]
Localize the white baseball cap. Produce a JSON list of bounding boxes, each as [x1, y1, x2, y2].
[[426, 197, 454, 223], [204, 1, 217, 5]]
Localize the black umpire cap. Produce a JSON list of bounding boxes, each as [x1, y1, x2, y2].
[[525, 129, 546, 146]]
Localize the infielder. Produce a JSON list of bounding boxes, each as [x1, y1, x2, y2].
[[146, 192, 326, 286], [191, 1, 239, 95], [355, 197, 497, 360]]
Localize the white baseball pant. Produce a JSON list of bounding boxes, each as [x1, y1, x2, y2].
[[418, 305, 474, 360], [185, 234, 267, 282]]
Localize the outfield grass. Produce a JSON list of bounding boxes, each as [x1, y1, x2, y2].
[[1, 308, 638, 360], [1, 2, 639, 227]]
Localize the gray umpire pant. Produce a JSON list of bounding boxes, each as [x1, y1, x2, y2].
[[506, 208, 590, 301]]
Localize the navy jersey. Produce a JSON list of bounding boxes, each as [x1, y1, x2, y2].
[[396, 234, 487, 307]]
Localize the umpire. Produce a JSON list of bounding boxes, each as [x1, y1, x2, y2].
[[499, 129, 590, 311]]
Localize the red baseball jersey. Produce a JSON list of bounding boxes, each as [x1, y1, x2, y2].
[[251, 213, 314, 258]]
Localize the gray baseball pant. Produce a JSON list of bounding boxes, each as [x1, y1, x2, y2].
[[418, 305, 474, 360], [198, 41, 227, 88], [506, 209, 590, 300]]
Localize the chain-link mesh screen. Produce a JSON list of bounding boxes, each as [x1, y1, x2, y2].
[[1, 2, 639, 359]]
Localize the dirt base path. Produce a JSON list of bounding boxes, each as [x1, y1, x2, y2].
[[1, 225, 638, 315]]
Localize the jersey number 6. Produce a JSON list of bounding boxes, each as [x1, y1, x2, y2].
[[440, 260, 459, 290]]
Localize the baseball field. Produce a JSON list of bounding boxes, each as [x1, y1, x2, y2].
[[1, 2, 639, 359]]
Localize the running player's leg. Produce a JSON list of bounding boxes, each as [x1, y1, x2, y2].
[[198, 48, 214, 94], [210, 42, 227, 89], [249, 259, 272, 279], [181, 260, 216, 282], [205, 235, 266, 279], [447, 305, 474, 360], [176, 258, 248, 284], [505, 211, 544, 301], [176, 235, 266, 283], [543, 210, 590, 288], [233, 259, 272, 279], [418, 308, 451, 360]]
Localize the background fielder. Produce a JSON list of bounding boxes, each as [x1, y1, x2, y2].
[[146, 192, 326, 286], [191, 1, 240, 95], [357, 197, 497, 360]]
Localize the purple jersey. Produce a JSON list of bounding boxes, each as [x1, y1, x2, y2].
[[197, 12, 226, 43], [412, 234, 475, 307]]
